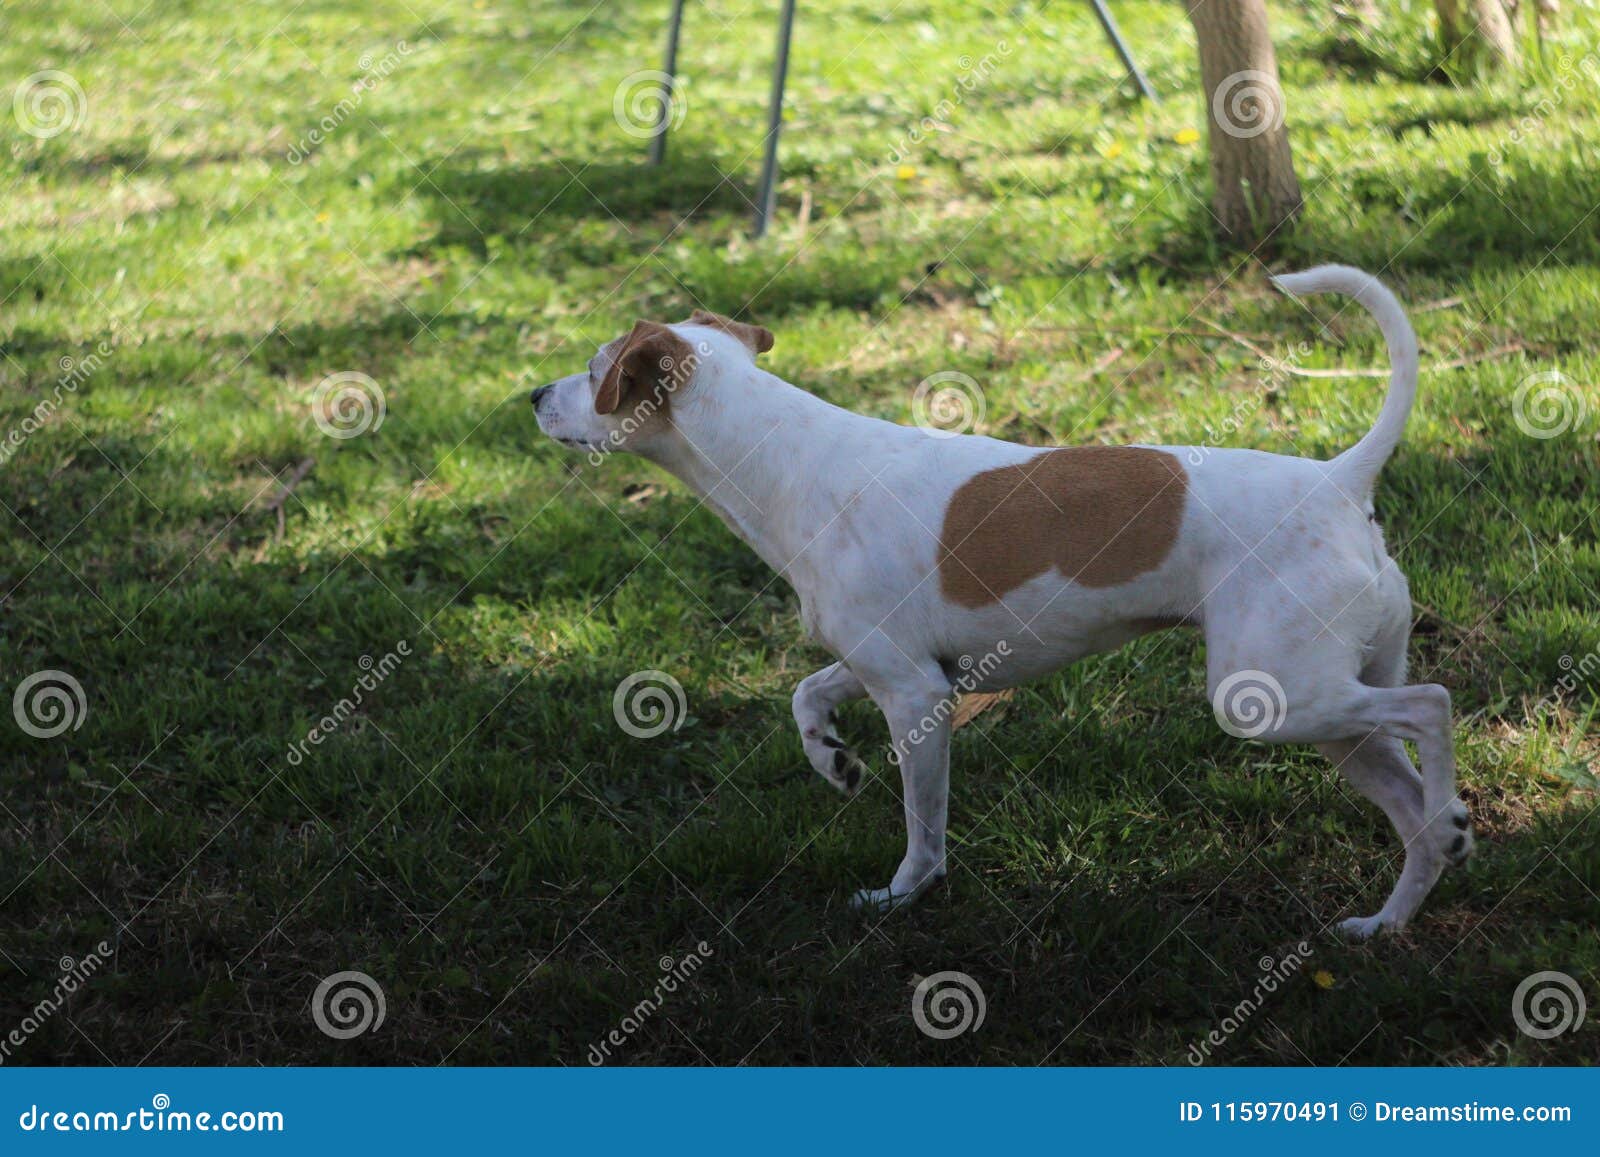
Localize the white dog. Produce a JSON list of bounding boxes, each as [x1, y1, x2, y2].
[[531, 271, 1472, 938]]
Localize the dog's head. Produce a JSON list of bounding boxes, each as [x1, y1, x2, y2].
[[530, 310, 773, 458]]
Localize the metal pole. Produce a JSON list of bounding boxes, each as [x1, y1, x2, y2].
[[648, 0, 687, 165], [1088, 0, 1157, 102], [751, 0, 797, 237]]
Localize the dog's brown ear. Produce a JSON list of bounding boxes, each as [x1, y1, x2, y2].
[[595, 321, 693, 415], [690, 309, 774, 356]]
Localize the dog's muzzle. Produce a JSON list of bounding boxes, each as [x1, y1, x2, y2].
[[530, 384, 553, 409]]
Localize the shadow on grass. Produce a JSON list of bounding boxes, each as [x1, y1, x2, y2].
[[3, 389, 1597, 1063], [415, 148, 760, 254]]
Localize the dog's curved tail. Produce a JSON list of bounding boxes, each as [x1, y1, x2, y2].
[[1271, 264, 1418, 495]]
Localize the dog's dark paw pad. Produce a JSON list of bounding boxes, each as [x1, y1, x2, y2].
[[813, 742, 868, 796]]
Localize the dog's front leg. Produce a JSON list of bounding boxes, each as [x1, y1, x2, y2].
[[851, 677, 952, 913], [792, 662, 869, 795]]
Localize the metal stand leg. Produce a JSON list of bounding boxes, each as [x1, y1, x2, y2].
[[1088, 0, 1157, 102], [648, 0, 687, 165], [751, 0, 797, 237]]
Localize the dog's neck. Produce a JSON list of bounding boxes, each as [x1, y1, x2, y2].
[[641, 366, 912, 577]]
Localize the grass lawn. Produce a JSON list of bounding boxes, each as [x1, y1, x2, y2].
[[2, 0, 1598, 1065]]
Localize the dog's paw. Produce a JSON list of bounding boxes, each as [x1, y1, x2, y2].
[[849, 869, 945, 915], [808, 736, 868, 796], [1337, 913, 1401, 941], [851, 884, 932, 915], [1426, 799, 1475, 869], [850, 885, 912, 914]]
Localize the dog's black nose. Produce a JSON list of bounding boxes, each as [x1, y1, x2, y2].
[[530, 384, 552, 408]]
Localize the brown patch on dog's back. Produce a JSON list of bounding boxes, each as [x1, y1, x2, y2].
[[939, 447, 1188, 608]]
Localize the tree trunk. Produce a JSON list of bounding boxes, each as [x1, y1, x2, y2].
[[1435, 0, 1518, 73], [1185, 0, 1303, 247]]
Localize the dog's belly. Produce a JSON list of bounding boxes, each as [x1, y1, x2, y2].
[[936, 592, 1196, 692]]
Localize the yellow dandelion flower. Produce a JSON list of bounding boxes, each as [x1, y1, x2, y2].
[[895, 164, 917, 181], [1175, 127, 1201, 146], [1313, 970, 1335, 990], [1103, 141, 1125, 160]]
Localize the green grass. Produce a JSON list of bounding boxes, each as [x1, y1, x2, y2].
[[2, 0, 1598, 1065]]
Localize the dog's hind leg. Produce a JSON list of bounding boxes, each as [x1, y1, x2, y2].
[[792, 662, 870, 795], [1316, 734, 1441, 938], [1209, 649, 1471, 938], [1314, 626, 1468, 938]]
